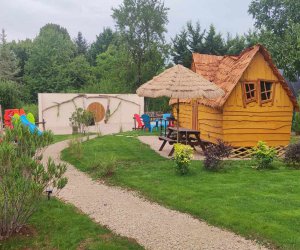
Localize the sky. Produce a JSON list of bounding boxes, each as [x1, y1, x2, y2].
[[0, 0, 254, 43]]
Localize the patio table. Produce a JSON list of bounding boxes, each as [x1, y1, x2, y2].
[[158, 127, 206, 156]]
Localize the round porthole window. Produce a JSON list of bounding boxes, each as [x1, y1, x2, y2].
[[87, 102, 105, 123]]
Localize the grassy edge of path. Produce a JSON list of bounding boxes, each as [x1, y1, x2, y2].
[[61, 134, 300, 250]]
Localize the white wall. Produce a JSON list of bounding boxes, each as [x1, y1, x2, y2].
[[38, 93, 144, 135]]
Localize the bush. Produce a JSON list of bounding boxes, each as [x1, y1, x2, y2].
[[284, 142, 300, 169], [68, 138, 83, 160], [23, 103, 38, 121], [90, 158, 117, 179], [0, 80, 22, 112], [252, 141, 277, 169], [69, 107, 94, 134], [0, 123, 67, 239], [204, 140, 232, 171], [174, 143, 194, 175]]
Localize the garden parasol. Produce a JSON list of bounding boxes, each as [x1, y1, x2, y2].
[[136, 64, 225, 142]]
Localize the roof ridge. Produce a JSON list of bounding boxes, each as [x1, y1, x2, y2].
[[190, 44, 299, 110]]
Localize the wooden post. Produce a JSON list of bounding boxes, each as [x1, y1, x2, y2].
[[42, 118, 46, 131], [177, 98, 179, 143]]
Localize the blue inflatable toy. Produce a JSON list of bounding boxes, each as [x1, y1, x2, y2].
[[20, 115, 42, 136]]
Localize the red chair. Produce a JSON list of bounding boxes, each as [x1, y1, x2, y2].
[[133, 114, 144, 130]]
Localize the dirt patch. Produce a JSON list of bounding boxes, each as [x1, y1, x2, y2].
[[0, 225, 37, 241], [99, 233, 114, 241], [77, 238, 94, 250]]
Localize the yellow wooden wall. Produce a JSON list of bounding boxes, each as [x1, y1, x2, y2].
[[198, 105, 223, 143], [223, 52, 293, 147], [173, 103, 223, 143], [173, 103, 192, 129], [172, 52, 294, 147]]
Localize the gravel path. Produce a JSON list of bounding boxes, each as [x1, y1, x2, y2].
[[138, 135, 205, 160], [42, 137, 267, 250]]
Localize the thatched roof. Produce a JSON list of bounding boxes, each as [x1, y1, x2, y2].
[[172, 44, 299, 111], [136, 65, 225, 99]]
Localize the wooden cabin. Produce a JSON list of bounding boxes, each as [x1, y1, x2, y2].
[[172, 45, 299, 148]]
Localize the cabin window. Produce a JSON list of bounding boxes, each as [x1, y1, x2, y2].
[[260, 81, 273, 102], [243, 82, 257, 103]]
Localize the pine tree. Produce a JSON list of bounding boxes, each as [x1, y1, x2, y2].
[[75, 31, 88, 56], [225, 34, 247, 55], [0, 29, 20, 82], [203, 24, 225, 55], [187, 21, 205, 53], [87, 28, 115, 65], [171, 30, 192, 68]]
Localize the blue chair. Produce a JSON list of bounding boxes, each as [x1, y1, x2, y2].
[[141, 114, 158, 132], [161, 113, 171, 128]]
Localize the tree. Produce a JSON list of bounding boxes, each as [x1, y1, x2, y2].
[[0, 29, 20, 82], [171, 30, 191, 67], [171, 21, 205, 68], [9, 39, 33, 78], [172, 22, 239, 67], [74, 31, 88, 56], [187, 21, 205, 53], [248, 0, 300, 80], [91, 45, 135, 93], [249, 0, 300, 36], [87, 28, 116, 65], [66, 55, 95, 90], [112, 0, 169, 87], [0, 80, 22, 112], [203, 24, 226, 55], [24, 24, 75, 100], [225, 34, 247, 55]]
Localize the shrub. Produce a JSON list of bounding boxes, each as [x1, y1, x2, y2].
[[284, 142, 300, 169], [204, 140, 232, 171], [174, 143, 194, 175], [69, 107, 94, 134], [68, 138, 83, 160], [0, 123, 67, 239], [252, 141, 277, 169], [90, 158, 117, 179], [23, 103, 38, 121]]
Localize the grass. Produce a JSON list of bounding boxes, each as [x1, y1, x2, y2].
[[290, 135, 300, 144], [62, 133, 300, 249], [52, 130, 159, 144], [1, 133, 143, 250], [53, 134, 83, 143], [1, 198, 142, 250], [52, 133, 97, 143]]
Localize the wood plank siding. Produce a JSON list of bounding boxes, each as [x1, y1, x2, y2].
[[223, 53, 293, 147], [174, 52, 294, 147]]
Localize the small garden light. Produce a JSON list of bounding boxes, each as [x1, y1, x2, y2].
[[46, 187, 53, 200]]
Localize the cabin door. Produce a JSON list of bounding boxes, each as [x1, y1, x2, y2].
[[192, 100, 198, 130]]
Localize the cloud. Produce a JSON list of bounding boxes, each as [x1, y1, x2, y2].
[[0, 0, 254, 43]]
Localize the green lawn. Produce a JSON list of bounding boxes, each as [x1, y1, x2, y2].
[[1, 133, 143, 250], [52, 130, 158, 144], [53, 133, 86, 143], [1, 198, 142, 250], [62, 134, 300, 249]]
